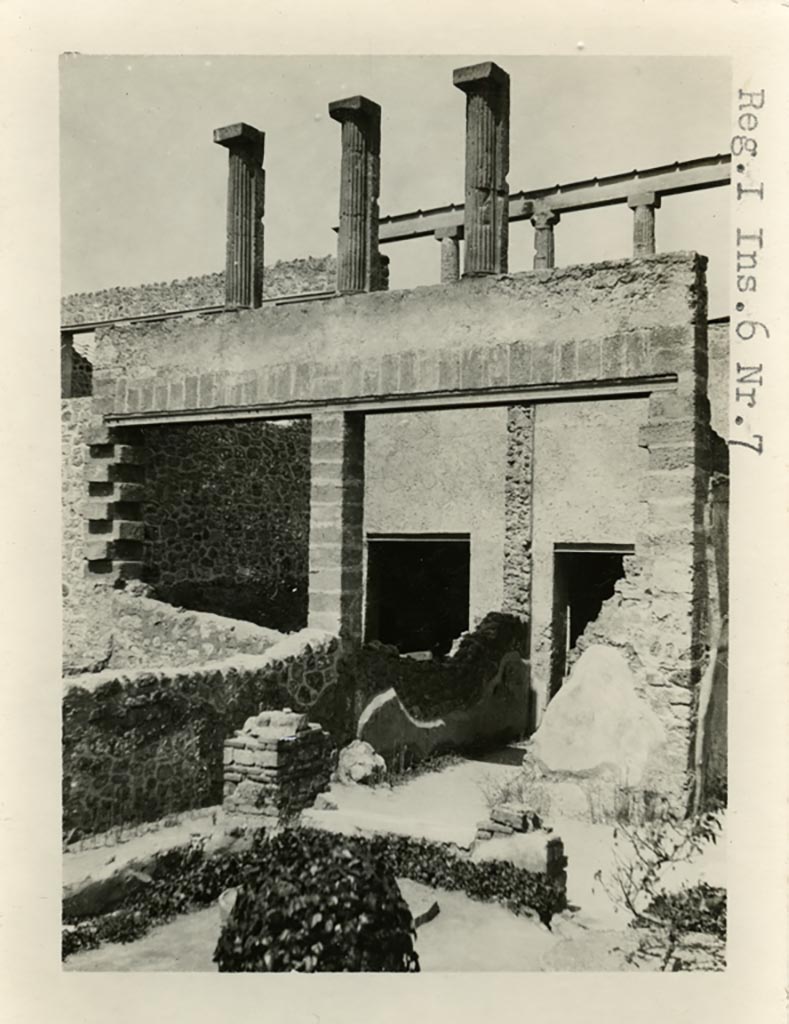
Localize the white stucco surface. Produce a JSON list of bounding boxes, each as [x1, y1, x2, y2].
[[365, 407, 507, 627]]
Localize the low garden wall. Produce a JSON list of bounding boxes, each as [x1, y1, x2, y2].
[[63, 589, 283, 676], [346, 612, 532, 766], [62, 824, 567, 960], [63, 629, 349, 838], [344, 612, 530, 720], [63, 610, 531, 838]]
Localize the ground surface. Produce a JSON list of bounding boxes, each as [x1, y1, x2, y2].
[[64, 878, 619, 972], [63, 754, 725, 972]]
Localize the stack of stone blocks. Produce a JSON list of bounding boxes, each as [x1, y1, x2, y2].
[[84, 423, 146, 581], [223, 709, 332, 823], [476, 802, 544, 842]]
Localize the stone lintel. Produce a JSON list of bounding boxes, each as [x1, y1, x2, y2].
[[627, 191, 661, 210], [213, 123, 265, 163], [328, 95, 381, 124], [453, 61, 509, 92]]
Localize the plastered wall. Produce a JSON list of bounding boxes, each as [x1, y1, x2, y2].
[[364, 407, 507, 628], [530, 397, 650, 712]]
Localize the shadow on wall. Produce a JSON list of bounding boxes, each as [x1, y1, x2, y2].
[[140, 419, 311, 633], [348, 612, 533, 767]]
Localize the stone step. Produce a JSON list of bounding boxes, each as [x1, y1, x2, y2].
[[469, 743, 528, 767], [300, 807, 474, 850]]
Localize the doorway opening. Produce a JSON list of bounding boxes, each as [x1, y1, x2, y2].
[[365, 533, 470, 656], [549, 544, 632, 697]]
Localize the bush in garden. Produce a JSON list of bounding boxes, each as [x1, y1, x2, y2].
[[213, 829, 420, 972], [602, 810, 726, 970]]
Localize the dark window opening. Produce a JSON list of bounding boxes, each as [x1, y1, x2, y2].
[[550, 545, 631, 697], [365, 534, 470, 657]]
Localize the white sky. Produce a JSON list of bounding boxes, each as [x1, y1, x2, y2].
[[60, 55, 730, 314]]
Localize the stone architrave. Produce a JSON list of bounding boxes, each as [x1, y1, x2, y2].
[[628, 191, 661, 257], [328, 95, 382, 294], [453, 62, 510, 276], [213, 123, 266, 309]]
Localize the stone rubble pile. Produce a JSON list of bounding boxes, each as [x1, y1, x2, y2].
[[335, 739, 387, 785], [223, 708, 332, 823], [475, 802, 543, 842]]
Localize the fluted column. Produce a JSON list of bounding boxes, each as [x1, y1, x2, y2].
[[531, 208, 560, 269], [213, 123, 265, 308], [628, 191, 661, 257], [453, 61, 510, 277], [434, 225, 463, 283], [328, 95, 381, 294]]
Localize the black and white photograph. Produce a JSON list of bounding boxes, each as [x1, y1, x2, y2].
[[1, 3, 787, 1020], [58, 53, 731, 973]]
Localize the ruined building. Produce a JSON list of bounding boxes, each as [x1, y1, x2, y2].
[[62, 63, 728, 834]]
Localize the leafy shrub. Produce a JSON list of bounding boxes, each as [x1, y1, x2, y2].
[[213, 830, 419, 972], [602, 810, 725, 970], [645, 882, 726, 940], [367, 832, 564, 926], [63, 824, 565, 961]]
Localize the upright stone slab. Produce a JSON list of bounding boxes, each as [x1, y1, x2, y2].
[[453, 62, 510, 277], [329, 95, 381, 294], [213, 123, 266, 309]]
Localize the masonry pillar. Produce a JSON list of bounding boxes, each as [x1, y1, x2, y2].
[[531, 208, 559, 269], [628, 192, 661, 257], [213, 123, 266, 309], [84, 424, 146, 582], [61, 332, 74, 398], [328, 96, 381, 294], [453, 61, 510, 276], [434, 226, 463, 283], [308, 412, 365, 640], [502, 404, 534, 621]]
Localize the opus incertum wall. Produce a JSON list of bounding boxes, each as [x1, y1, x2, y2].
[[88, 251, 711, 806]]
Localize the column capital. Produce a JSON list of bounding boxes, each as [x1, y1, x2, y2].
[[627, 191, 661, 210], [328, 95, 381, 124], [213, 123, 265, 163], [434, 224, 464, 242], [531, 208, 560, 229], [453, 61, 510, 93]]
